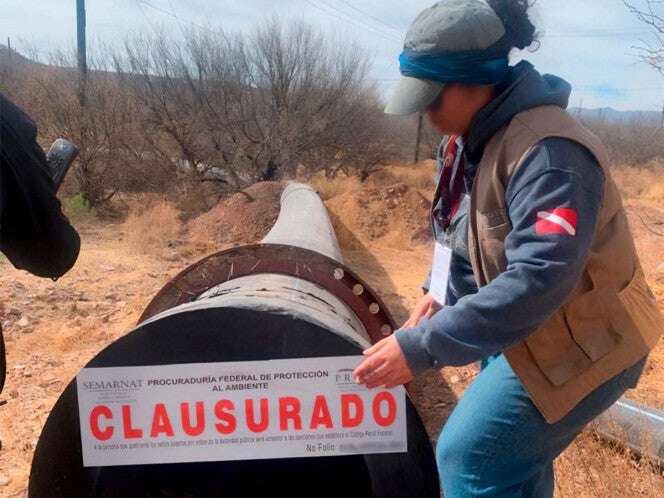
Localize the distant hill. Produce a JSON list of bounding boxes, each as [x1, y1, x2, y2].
[[1, 44, 662, 127], [0, 44, 42, 68], [569, 106, 662, 126]]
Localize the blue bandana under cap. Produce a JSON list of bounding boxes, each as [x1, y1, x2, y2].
[[399, 48, 510, 85]]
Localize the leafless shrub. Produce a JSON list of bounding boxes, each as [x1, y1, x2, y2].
[[582, 117, 664, 165], [4, 19, 391, 211]]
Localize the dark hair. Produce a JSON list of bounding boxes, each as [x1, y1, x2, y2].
[[487, 0, 539, 51]]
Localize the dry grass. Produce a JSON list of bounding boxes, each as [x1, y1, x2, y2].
[[555, 433, 664, 497], [612, 160, 664, 206], [309, 172, 361, 200], [309, 161, 436, 202], [386, 161, 437, 194], [122, 199, 185, 256]]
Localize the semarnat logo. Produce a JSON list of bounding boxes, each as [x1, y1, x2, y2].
[[81, 379, 143, 391]]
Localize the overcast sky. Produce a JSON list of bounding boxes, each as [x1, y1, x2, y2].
[[2, 0, 663, 111]]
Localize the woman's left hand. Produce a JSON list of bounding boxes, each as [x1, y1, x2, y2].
[[353, 335, 414, 389]]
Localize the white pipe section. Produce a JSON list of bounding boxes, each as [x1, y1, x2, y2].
[[262, 183, 343, 262], [591, 398, 664, 463]]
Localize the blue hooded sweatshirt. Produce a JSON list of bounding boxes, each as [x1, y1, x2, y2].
[[396, 61, 605, 372]]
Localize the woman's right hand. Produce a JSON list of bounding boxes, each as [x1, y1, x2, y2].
[[402, 292, 442, 329]]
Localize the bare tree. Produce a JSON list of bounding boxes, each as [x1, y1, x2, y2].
[[245, 19, 375, 179], [115, 20, 385, 197], [27, 48, 132, 206], [624, 0, 664, 73]]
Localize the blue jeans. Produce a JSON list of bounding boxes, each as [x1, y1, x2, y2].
[[436, 354, 646, 498]]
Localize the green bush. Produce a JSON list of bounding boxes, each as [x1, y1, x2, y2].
[[63, 193, 97, 220]]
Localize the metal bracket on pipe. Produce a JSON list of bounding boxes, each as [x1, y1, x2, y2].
[[140, 244, 397, 345]]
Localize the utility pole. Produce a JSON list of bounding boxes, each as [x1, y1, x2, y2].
[[1, 37, 8, 87], [414, 113, 423, 164], [2, 37, 11, 87], [76, 0, 87, 105], [76, 0, 87, 75], [661, 102, 664, 128]]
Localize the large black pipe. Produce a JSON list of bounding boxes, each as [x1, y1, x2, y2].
[[29, 183, 439, 498]]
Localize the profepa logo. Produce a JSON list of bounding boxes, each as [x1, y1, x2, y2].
[[335, 369, 362, 392]]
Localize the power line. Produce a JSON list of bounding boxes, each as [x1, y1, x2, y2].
[[542, 26, 654, 39], [131, 3, 654, 44], [134, 0, 160, 37], [574, 85, 663, 91], [546, 28, 650, 34], [336, 0, 402, 32], [318, 0, 401, 42], [168, 0, 191, 38], [312, 5, 653, 42], [543, 32, 653, 39], [303, 0, 400, 43], [313, 0, 399, 42], [135, 0, 216, 34]]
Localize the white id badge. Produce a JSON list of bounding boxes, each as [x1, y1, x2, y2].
[[429, 240, 452, 305]]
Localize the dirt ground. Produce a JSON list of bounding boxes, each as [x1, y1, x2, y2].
[[0, 162, 663, 497]]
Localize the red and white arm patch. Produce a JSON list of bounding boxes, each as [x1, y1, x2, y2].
[[535, 208, 577, 236]]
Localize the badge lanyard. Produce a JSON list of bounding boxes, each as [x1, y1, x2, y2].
[[429, 136, 466, 305]]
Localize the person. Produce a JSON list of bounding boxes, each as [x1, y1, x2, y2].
[[0, 92, 81, 393], [353, 1, 663, 496]]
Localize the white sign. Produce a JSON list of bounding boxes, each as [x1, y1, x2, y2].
[[76, 356, 407, 467], [429, 241, 452, 305]]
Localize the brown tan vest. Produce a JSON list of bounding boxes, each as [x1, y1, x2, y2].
[[467, 105, 663, 423]]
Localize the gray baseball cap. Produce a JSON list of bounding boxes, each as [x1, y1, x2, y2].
[[385, 0, 506, 115]]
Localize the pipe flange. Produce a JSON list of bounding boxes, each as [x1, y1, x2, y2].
[[140, 244, 397, 344]]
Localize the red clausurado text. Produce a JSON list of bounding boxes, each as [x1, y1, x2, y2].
[[88, 392, 399, 441]]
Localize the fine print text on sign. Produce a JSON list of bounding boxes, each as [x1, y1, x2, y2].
[[76, 356, 407, 467]]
